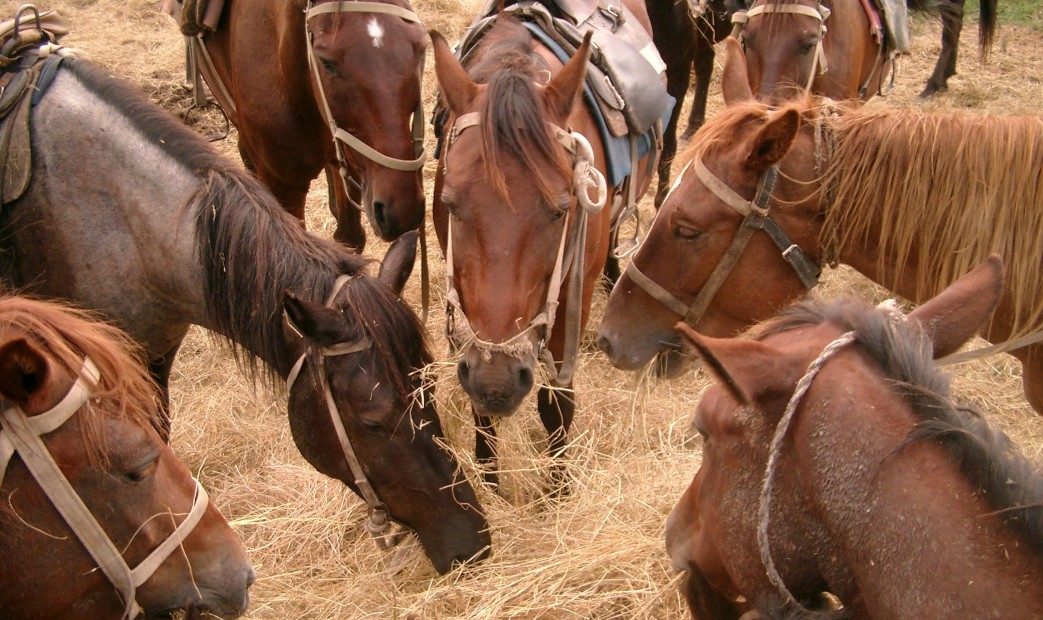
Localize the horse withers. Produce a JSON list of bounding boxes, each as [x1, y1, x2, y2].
[[597, 37, 1043, 415], [665, 257, 1043, 618], [0, 46, 489, 573], [183, 0, 427, 249], [0, 296, 253, 619], [430, 3, 659, 492]]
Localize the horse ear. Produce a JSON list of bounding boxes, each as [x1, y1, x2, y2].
[[675, 323, 755, 406], [378, 230, 418, 295], [283, 291, 357, 348], [721, 37, 754, 105], [744, 107, 799, 172], [907, 254, 1004, 359], [543, 31, 592, 121], [430, 29, 478, 115], [0, 338, 50, 407]]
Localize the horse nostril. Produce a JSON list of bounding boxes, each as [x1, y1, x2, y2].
[[245, 567, 257, 588], [596, 334, 613, 358], [457, 359, 470, 385], [517, 365, 533, 393], [373, 200, 388, 231]]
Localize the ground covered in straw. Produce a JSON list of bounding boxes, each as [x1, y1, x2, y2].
[[34, 0, 1043, 617]]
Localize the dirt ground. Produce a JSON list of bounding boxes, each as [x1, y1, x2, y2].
[[12, 0, 1043, 617]]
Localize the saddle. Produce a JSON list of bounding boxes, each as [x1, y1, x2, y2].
[[162, 0, 226, 37], [0, 7, 72, 205]]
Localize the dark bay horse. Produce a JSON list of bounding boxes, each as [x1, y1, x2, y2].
[[733, 0, 996, 102], [0, 54, 489, 573], [597, 39, 1043, 414], [430, 10, 656, 491], [0, 295, 253, 619], [191, 0, 427, 249], [665, 258, 1043, 618]]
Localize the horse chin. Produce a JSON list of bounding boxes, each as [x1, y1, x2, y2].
[[652, 348, 693, 380], [472, 399, 522, 418]]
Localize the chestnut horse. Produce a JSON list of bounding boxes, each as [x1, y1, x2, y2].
[[733, 0, 996, 102], [430, 11, 655, 491], [665, 258, 1043, 618], [192, 0, 427, 249], [597, 39, 1043, 414], [0, 52, 489, 572], [0, 295, 253, 619]]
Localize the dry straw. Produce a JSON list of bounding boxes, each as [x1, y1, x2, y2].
[[36, 0, 1043, 617]]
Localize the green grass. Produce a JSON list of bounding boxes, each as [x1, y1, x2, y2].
[[968, 0, 1043, 31]]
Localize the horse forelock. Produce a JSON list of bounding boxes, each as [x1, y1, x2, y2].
[[756, 299, 1043, 554], [467, 17, 572, 207], [0, 296, 161, 463], [820, 107, 1043, 339]]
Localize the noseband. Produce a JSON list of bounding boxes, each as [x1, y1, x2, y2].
[[0, 358, 210, 620], [304, 0, 427, 211], [285, 274, 405, 550], [625, 157, 821, 328], [441, 111, 607, 387]]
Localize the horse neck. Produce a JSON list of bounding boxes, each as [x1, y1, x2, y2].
[[798, 354, 1043, 613]]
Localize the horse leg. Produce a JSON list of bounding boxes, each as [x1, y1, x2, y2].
[[920, 0, 964, 98], [655, 47, 693, 208], [1015, 344, 1043, 416], [148, 342, 182, 443], [325, 165, 366, 252], [538, 384, 575, 497], [474, 410, 500, 490], [681, 36, 715, 142]]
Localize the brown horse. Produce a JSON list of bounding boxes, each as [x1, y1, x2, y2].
[[430, 9, 655, 490], [0, 295, 253, 619], [194, 0, 427, 249], [1, 52, 489, 573], [734, 0, 996, 102], [665, 258, 1043, 618], [597, 39, 1043, 414]]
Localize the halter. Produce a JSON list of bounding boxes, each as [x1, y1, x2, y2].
[[304, 0, 427, 212], [625, 157, 820, 329], [284, 275, 405, 549], [441, 111, 607, 387], [0, 358, 210, 620], [731, 1, 831, 93]]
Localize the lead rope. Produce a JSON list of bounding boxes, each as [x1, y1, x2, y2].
[[757, 330, 855, 612]]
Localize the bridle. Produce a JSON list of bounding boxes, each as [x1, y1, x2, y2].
[[731, 1, 831, 93], [0, 358, 209, 620], [625, 156, 820, 329], [285, 275, 405, 549], [441, 111, 607, 387], [304, 0, 427, 212]]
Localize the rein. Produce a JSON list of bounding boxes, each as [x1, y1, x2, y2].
[[284, 275, 405, 550], [626, 157, 820, 328], [441, 110, 607, 387], [0, 358, 210, 620], [731, 1, 831, 93]]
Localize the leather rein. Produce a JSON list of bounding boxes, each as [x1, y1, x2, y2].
[[441, 110, 607, 387], [625, 157, 820, 329], [0, 358, 210, 620]]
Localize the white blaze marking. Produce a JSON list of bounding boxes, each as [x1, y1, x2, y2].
[[367, 18, 384, 48]]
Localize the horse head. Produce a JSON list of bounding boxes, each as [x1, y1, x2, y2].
[[283, 233, 491, 573], [306, 0, 428, 241], [430, 21, 596, 416], [598, 37, 820, 377], [0, 297, 253, 619]]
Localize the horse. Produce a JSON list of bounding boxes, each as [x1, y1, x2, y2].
[[646, 0, 738, 207], [187, 0, 428, 249], [0, 295, 254, 619], [664, 257, 1043, 618], [596, 38, 1043, 415], [0, 50, 489, 573], [732, 0, 996, 103], [430, 8, 657, 491]]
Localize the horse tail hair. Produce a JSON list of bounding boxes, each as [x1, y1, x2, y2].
[[977, 0, 998, 55]]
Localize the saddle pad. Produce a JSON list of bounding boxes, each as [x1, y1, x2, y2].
[[0, 55, 64, 205]]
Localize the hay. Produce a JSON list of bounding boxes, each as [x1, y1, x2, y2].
[[21, 0, 1043, 616]]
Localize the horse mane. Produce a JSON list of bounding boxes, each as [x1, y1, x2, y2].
[[755, 299, 1043, 554], [0, 295, 160, 458], [64, 59, 430, 395], [818, 104, 1043, 339], [464, 16, 572, 207]]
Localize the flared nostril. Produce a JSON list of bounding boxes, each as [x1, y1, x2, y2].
[[373, 200, 388, 232], [245, 567, 257, 588], [517, 365, 533, 393], [596, 334, 613, 358]]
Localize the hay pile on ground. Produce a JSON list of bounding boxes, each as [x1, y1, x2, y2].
[[29, 0, 1043, 617]]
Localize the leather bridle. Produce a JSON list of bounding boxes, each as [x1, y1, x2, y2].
[[625, 157, 820, 329], [0, 358, 210, 620]]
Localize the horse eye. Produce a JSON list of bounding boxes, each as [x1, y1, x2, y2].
[[361, 418, 386, 433], [673, 224, 701, 241], [319, 57, 338, 76], [800, 38, 817, 54], [125, 458, 158, 483]]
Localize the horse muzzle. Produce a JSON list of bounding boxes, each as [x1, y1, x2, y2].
[[456, 346, 536, 416]]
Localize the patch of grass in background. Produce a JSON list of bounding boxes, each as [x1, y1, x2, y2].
[[968, 0, 1043, 31]]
